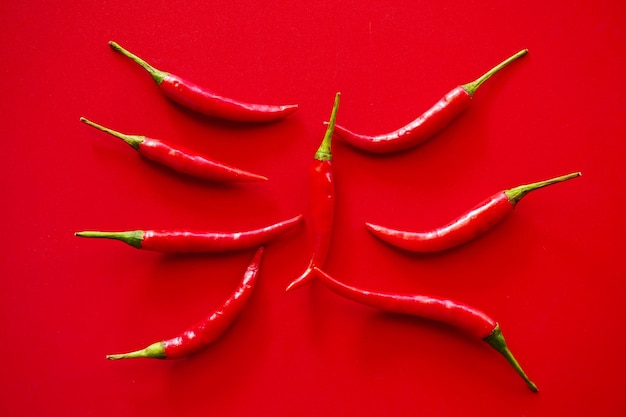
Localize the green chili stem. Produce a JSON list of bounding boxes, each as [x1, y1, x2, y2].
[[74, 230, 144, 249], [314, 92, 340, 161], [505, 172, 581, 206], [462, 49, 528, 97], [107, 342, 166, 360], [483, 324, 538, 392], [109, 41, 168, 84], [80, 117, 144, 150]]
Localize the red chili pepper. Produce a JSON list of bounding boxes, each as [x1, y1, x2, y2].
[[108, 41, 298, 123], [75, 215, 302, 253], [312, 267, 538, 391], [366, 172, 581, 252], [107, 247, 264, 360], [80, 117, 268, 182], [333, 49, 528, 153], [285, 93, 340, 292]]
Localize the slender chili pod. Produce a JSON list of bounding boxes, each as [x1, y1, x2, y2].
[[108, 41, 298, 123], [75, 214, 302, 253], [80, 117, 267, 182], [285, 93, 340, 292], [313, 267, 537, 391], [366, 172, 581, 253], [333, 49, 528, 153], [107, 247, 264, 360]]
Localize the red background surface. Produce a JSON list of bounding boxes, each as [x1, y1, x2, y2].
[[2, 1, 625, 416]]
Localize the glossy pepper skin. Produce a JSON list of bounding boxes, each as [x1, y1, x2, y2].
[[75, 215, 302, 253], [285, 93, 340, 292], [366, 172, 581, 253], [312, 267, 538, 392], [107, 247, 264, 360], [109, 41, 298, 123], [80, 118, 267, 182], [333, 49, 528, 154]]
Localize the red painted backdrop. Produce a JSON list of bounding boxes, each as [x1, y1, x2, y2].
[[2, 1, 625, 416]]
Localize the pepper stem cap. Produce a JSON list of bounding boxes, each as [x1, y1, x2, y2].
[[109, 41, 168, 85], [505, 172, 581, 206], [74, 230, 144, 249], [483, 324, 538, 392], [107, 341, 166, 360], [315, 92, 340, 161], [80, 117, 144, 150], [462, 49, 528, 97]]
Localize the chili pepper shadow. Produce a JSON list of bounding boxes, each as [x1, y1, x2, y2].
[[156, 292, 270, 410], [364, 216, 531, 287], [138, 157, 267, 190], [146, 331, 263, 411], [354, 311, 519, 392], [365, 230, 505, 260], [330, 102, 487, 160], [167, 98, 302, 131], [332, 124, 469, 160], [86, 136, 263, 191], [136, 251, 249, 311], [152, 249, 251, 266]]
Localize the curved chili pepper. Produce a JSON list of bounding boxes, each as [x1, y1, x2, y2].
[[108, 41, 298, 123], [333, 49, 528, 153], [285, 93, 340, 292], [80, 117, 268, 182], [312, 267, 537, 391], [75, 214, 302, 253], [107, 247, 263, 360], [366, 172, 581, 253]]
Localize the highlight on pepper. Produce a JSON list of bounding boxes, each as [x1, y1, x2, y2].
[[332, 49, 528, 153], [107, 247, 264, 360], [79, 117, 268, 182], [366, 172, 581, 253], [284, 92, 340, 292], [108, 41, 298, 123], [312, 267, 538, 392], [75, 214, 303, 253]]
